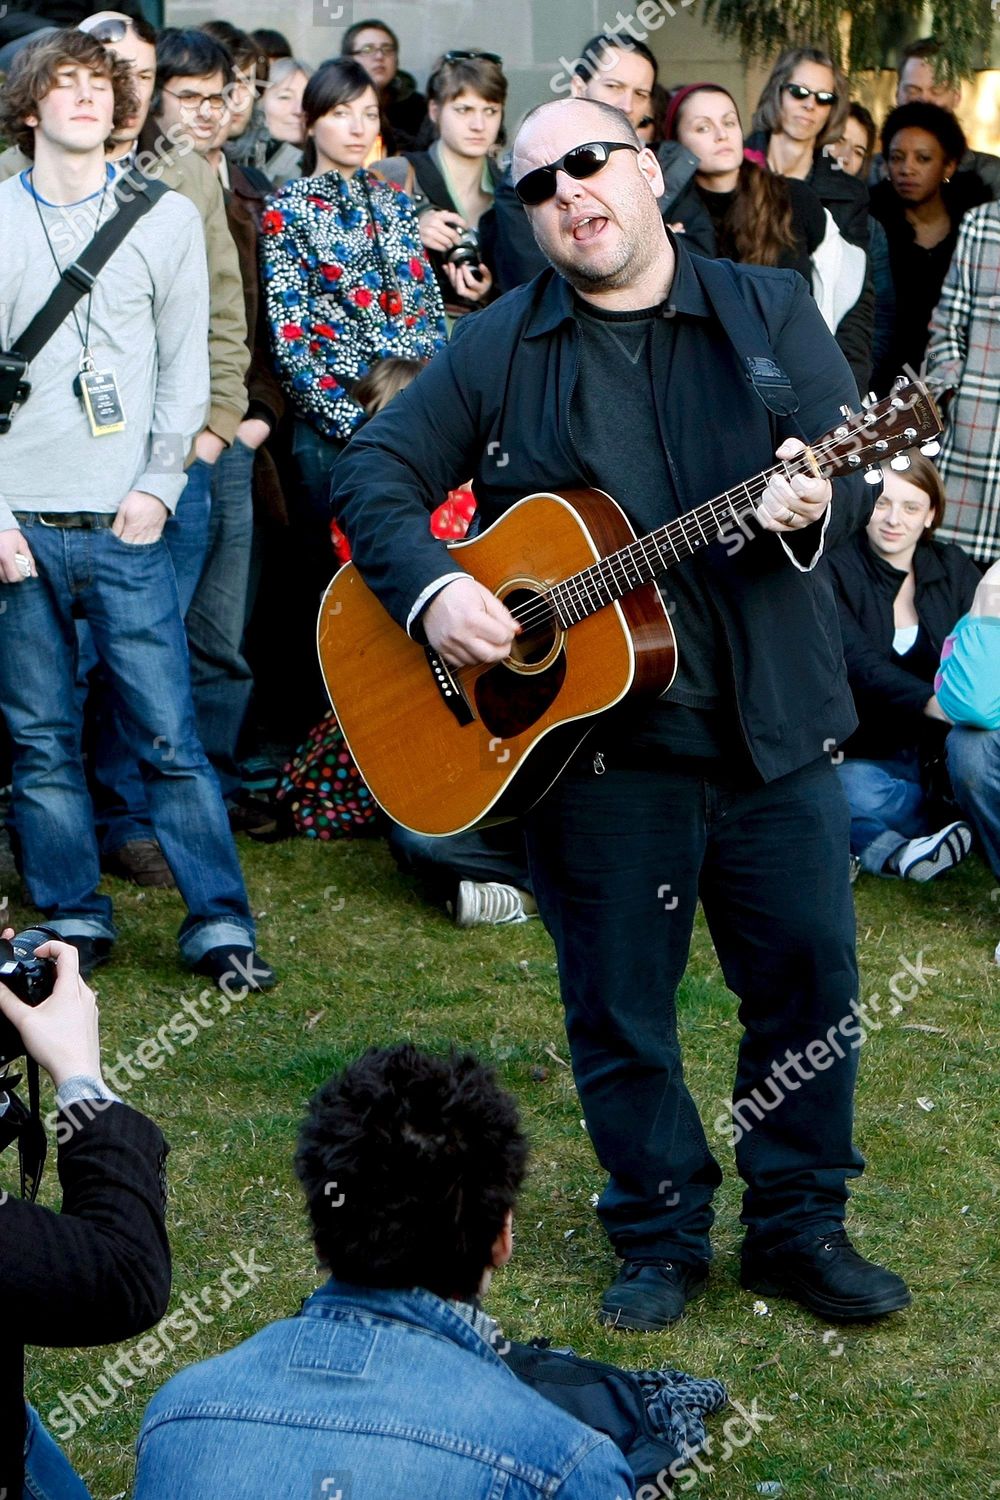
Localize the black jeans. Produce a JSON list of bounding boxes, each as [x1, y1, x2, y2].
[[525, 748, 864, 1265]]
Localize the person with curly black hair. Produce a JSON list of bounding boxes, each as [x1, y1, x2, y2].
[[870, 101, 991, 391], [134, 1044, 633, 1497]]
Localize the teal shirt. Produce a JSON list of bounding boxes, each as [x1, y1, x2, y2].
[[935, 614, 1000, 728]]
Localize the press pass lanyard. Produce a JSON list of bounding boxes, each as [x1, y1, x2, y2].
[[29, 170, 126, 436]]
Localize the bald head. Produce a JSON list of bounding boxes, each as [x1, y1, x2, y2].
[[513, 97, 639, 178]]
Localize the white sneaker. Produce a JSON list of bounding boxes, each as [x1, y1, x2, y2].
[[454, 880, 539, 927], [895, 821, 973, 882], [994, 938, 1000, 968]]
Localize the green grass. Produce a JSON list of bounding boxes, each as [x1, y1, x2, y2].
[[8, 837, 999, 1499]]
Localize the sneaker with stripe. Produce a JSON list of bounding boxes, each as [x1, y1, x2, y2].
[[895, 821, 973, 882]]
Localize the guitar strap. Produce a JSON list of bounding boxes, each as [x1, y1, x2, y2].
[[693, 257, 807, 430]]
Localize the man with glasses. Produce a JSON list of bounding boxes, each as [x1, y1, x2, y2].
[[335, 97, 912, 1333], [340, 15, 427, 153]]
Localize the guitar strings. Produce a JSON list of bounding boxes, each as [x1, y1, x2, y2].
[[445, 415, 911, 686]]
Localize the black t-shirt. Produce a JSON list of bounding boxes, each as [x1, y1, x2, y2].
[[571, 295, 739, 759]]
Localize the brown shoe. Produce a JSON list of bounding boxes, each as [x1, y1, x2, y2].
[[103, 839, 175, 888]]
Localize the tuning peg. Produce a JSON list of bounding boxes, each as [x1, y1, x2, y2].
[[839, 403, 853, 418], [863, 466, 883, 485], [860, 390, 877, 408], [920, 439, 941, 457], [889, 454, 911, 471]]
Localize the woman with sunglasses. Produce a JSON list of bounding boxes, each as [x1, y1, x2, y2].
[[747, 47, 869, 250], [377, 52, 505, 320], [262, 57, 446, 723]]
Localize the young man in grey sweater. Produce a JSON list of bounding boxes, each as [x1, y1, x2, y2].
[[0, 29, 275, 993]]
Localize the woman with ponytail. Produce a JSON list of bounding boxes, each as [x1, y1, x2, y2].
[[666, 82, 873, 391], [664, 82, 823, 279]]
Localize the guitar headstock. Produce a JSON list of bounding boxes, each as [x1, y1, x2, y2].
[[812, 380, 944, 484]]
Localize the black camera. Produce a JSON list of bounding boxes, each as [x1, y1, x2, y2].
[[0, 350, 31, 435], [444, 228, 482, 274], [0, 927, 59, 1063]]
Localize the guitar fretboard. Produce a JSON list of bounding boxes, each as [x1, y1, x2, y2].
[[546, 477, 766, 628]]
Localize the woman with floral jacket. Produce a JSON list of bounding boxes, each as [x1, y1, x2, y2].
[[261, 56, 446, 721]]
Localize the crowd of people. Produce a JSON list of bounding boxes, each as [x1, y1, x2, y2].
[[0, 5, 998, 1497]]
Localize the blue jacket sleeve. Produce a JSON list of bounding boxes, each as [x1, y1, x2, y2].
[[936, 615, 1000, 728]]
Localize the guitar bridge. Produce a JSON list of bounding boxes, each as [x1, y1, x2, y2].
[[425, 646, 474, 724]]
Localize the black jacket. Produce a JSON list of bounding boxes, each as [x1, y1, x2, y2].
[[744, 131, 870, 247], [401, 149, 502, 316], [825, 531, 982, 760], [1, 1101, 170, 1495], [334, 239, 874, 783]]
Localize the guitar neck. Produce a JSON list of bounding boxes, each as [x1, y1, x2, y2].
[[548, 472, 767, 627]]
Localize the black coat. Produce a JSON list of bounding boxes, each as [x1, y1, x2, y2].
[[335, 239, 874, 784], [744, 131, 870, 247], [0, 1101, 170, 1495], [825, 530, 982, 760]]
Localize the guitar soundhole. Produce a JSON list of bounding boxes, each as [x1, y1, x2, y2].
[[500, 584, 562, 673]]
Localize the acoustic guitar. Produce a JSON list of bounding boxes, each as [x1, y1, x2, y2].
[[318, 381, 942, 836]]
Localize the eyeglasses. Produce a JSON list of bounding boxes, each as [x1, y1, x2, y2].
[[514, 140, 639, 205], [161, 86, 229, 114], [782, 82, 838, 106], [349, 43, 397, 58], [442, 50, 503, 65]]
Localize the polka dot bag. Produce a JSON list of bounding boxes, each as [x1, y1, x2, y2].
[[275, 711, 377, 839]]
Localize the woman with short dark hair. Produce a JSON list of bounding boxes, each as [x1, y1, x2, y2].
[[870, 101, 990, 391], [377, 51, 506, 319]]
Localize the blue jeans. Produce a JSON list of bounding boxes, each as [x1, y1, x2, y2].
[[524, 750, 862, 1262], [185, 438, 256, 801], [90, 443, 255, 842], [23, 1403, 91, 1500], [163, 457, 213, 618], [837, 753, 928, 873], [389, 822, 533, 906], [0, 517, 254, 962], [947, 726, 1000, 878]]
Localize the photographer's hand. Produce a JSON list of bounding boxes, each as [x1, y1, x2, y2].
[[442, 259, 493, 304], [0, 939, 103, 1089]]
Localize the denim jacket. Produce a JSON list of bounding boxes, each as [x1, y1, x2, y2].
[[134, 1278, 634, 1499]]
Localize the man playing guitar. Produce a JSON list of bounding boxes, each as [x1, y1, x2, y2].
[[334, 97, 912, 1330]]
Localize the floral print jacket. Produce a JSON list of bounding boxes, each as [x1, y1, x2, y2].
[[261, 169, 447, 440]]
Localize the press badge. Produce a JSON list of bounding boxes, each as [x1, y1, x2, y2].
[[77, 367, 126, 436]]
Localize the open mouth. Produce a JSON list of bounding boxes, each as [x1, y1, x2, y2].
[[572, 216, 608, 243]]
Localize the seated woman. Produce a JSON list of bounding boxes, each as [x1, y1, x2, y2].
[[827, 454, 983, 880], [665, 82, 870, 391], [870, 102, 990, 392], [376, 50, 504, 321]]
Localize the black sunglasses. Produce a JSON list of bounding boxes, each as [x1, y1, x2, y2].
[[442, 49, 503, 65], [514, 140, 639, 206], [782, 82, 838, 106]]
